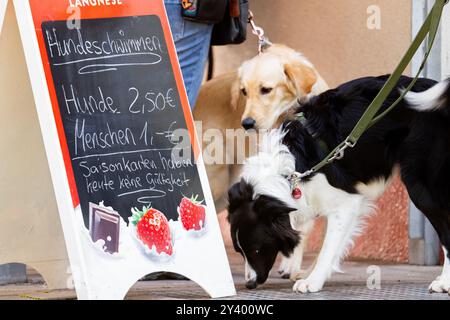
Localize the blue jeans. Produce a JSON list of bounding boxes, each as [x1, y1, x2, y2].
[[164, 0, 213, 108]]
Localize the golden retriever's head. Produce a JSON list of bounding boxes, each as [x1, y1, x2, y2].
[[237, 44, 318, 130]]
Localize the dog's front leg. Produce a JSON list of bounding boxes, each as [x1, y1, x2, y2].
[[278, 235, 305, 280], [279, 219, 315, 280], [278, 255, 291, 278], [293, 200, 362, 293], [287, 237, 307, 281]]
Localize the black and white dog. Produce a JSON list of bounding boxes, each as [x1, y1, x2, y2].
[[228, 75, 450, 293]]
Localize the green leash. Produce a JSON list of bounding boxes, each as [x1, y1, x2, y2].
[[293, 0, 447, 181]]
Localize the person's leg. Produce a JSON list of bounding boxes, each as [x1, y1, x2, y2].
[[164, 0, 213, 108]]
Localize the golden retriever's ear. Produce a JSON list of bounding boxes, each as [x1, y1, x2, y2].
[[284, 62, 317, 98], [230, 78, 241, 110]]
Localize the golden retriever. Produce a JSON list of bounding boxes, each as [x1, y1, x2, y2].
[[194, 44, 328, 210]]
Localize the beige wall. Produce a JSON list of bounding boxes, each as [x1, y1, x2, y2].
[[213, 0, 412, 87]]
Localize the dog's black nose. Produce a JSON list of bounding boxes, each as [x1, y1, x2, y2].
[[245, 279, 258, 290], [242, 118, 256, 130]]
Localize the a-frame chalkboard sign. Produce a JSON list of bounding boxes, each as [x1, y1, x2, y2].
[[2, 0, 235, 299]]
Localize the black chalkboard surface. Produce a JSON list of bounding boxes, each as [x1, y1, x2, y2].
[[42, 15, 204, 225]]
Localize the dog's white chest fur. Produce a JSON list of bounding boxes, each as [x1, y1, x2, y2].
[[299, 174, 376, 217]]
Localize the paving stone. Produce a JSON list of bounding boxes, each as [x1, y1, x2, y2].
[[0, 250, 449, 300]]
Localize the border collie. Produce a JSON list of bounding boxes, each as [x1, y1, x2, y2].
[[228, 75, 450, 293]]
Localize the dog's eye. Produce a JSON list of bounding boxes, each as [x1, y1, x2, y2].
[[255, 249, 260, 255], [241, 88, 247, 96], [260, 87, 273, 95]]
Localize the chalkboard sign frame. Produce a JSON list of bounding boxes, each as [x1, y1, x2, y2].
[[14, 0, 235, 299]]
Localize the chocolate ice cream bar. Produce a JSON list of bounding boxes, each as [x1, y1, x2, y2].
[[89, 203, 120, 254]]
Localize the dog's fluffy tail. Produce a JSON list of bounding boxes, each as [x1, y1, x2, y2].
[[405, 78, 450, 112]]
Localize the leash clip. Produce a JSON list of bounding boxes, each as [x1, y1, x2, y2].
[[248, 10, 272, 54], [327, 140, 355, 162], [288, 140, 356, 182], [288, 170, 313, 183]]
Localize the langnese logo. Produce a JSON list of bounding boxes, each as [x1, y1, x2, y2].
[[69, 0, 124, 8]]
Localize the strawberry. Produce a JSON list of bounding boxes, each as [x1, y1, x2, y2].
[[178, 195, 206, 231], [130, 206, 173, 255]]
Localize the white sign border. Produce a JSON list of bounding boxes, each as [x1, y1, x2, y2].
[[0, 0, 8, 33]]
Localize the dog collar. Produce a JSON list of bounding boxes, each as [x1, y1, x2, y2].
[[284, 110, 330, 198]]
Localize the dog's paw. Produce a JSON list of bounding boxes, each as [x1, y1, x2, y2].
[[278, 269, 291, 279], [289, 269, 309, 282], [279, 256, 309, 281], [293, 277, 324, 293], [279, 264, 308, 281], [280, 272, 291, 279], [429, 275, 450, 293], [278, 257, 291, 279]]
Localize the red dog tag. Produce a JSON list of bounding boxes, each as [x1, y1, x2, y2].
[[292, 187, 302, 199]]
